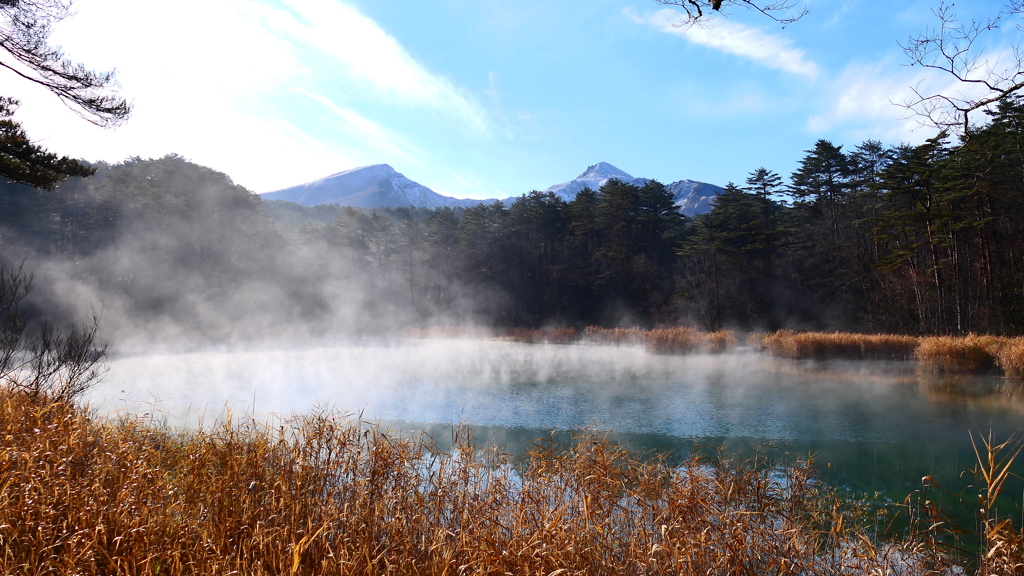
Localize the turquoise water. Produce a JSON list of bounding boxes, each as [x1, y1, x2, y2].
[[93, 339, 1024, 500]]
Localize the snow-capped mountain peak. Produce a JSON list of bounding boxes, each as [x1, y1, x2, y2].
[[577, 161, 634, 181], [545, 161, 643, 201], [263, 161, 724, 217], [261, 164, 488, 209]]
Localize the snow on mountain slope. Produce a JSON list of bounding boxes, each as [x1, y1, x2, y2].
[[262, 161, 723, 216], [544, 161, 648, 201], [261, 164, 487, 209], [666, 180, 725, 217], [542, 161, 722, 216]]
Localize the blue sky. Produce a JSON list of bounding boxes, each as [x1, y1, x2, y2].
[[6, 0, 1017, 199]]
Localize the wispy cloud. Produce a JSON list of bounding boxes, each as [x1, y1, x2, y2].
[[258, 0, 490, 137], [626, 8, 821, 79], [298, 90, 423, 168], [807, 54, 1002, 143], [17, 0, 493, 192]]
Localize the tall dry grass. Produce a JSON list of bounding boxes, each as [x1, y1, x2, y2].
[[582, 326, 644, 346], [762, 331, 920, 361], [404, 326, 498, 340], [412, 325, 738, 355], [502, 327, 579, 344], [916, 334, 1006, 374], [994, 337, 1024, 381], [761, 331, 1024, 382], [0, 388, 955, 575], [643, 327, 738, 354]]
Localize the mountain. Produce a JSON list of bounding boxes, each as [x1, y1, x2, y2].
[[544, 161, 648, 201], [544, 162, 722, 217], [261, 164, 487, 210], [262, 161, 723, 216], [665, 179, 724, 216]]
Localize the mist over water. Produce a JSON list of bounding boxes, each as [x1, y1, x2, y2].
[[90, 339, 1024, 495]]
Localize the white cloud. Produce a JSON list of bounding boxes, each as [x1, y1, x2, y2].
[[298, 90, 423, 168], [260, 0, 490, 137], [807, 55, 1002, 143], [3, 0, 494, 192], [628, 8, 821, 79]]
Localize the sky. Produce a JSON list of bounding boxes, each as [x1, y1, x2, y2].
[[4, 0, 1019, 199]]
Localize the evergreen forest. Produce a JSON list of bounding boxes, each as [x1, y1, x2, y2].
[[5, 97, 1024, 341]]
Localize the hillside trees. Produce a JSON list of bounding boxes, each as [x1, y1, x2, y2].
[[784, 140, 865, 326], [6, 119, 1024, 337], [681, 177, 784, 329], [508, 191, 568, 324]]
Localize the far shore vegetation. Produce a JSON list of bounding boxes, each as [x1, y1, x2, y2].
[[407, 325, 1024, 381]]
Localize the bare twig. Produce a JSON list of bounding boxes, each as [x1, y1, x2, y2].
[[900, 2, 1024, 137], [654, 0, 807, 26]]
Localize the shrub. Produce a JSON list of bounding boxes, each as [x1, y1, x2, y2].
[[0, 258, 106, 403]]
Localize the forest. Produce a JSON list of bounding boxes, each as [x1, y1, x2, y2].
[[3, 96, 1024, 341]]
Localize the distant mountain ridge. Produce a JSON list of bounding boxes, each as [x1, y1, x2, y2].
[[261, 164, 487, 209], [262, 162, 723, 216], [542, 162, 723, 216]]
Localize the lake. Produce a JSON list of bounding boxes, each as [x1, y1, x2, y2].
[[90, 338, 1024, 502]]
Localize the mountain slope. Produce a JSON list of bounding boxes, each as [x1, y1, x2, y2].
[[544, 161, 648, 201], [544, 161, 722, 216], [665, 180, 724, 216], [262, 161, 723, 216], [262, 164, 486, 209]]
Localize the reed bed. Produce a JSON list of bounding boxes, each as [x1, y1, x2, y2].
[[760, 331, 1024, 382], [411, 325, 738, 355], [643, 327, 738, 354], [502, 327, 579, 344], [916, 334, 1005, 374], [762, 330, 921, 361], [582, 326, 645, 346], [404, 326, 498, 340], [0, 388, 966, 575], [995, 338, 1024, 380]]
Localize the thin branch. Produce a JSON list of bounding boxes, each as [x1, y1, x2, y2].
[[0, 0, 130, 127], [655, 0, 807, 26], [900, 2, 1024, 137]]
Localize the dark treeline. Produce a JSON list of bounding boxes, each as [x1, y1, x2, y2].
[[294, 98, 1024, 335], [4, 99, 1024, 340]]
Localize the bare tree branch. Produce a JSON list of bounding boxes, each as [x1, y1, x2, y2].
[[900, 2, 1024, 136], [0, 257, 107, 404], [654, 0, 807, 26]]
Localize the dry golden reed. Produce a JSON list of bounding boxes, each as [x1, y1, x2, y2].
[[502, 327, 579, 344], [994, 337, 1024, 381], [404, 326, 498, 340], [412, 325, 738, 355], [582, 326, 644, 346], [916, 334, 1005, 374], [763, 330, 920, 361], [762, 331, 1024, 381], [642, 327, 737, 354], [0, 388, 957, 575]]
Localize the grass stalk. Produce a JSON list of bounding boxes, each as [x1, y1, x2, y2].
[[0, 387, 963, 575]]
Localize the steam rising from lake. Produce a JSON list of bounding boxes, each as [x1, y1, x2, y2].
[[90, 340, 1020, 449]]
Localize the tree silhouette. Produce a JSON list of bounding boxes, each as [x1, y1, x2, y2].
[[0, 0, 130, 188]]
